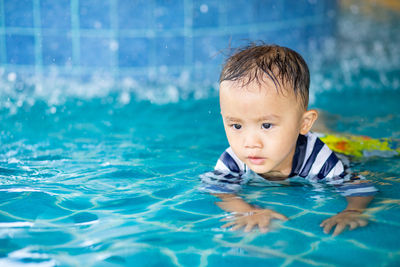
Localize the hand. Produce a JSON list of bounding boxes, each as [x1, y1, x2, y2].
[[320, 210, 369, 236], [221, 209, 288, 233]]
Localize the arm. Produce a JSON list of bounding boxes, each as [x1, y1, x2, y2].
[[320, 195, 374, 236], [213, 193, 288, 233], [213, 193, 254, 212], [203, 149, 288, 233], [344, 195, 374, 211]]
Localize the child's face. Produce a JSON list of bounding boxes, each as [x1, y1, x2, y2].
[[220, 79, 315, 178]]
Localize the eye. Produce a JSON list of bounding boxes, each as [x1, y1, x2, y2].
[[231, 124, 242, 130], [262, 123, 272, 130]]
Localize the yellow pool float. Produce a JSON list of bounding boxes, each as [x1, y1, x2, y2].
[[319, 133, 400, 158]]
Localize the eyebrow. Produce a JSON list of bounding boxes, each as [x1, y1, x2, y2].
[[224, 115, 280, 122], [224, 116, 242, 122], [256, 115, 281, 121]]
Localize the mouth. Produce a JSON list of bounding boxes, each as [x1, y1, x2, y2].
[[247, 156, 266, 165]]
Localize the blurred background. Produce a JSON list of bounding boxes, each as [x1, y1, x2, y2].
[[0, 0, 398, 103], [0, 0, 399, 139], [0, 0, 335, 85]]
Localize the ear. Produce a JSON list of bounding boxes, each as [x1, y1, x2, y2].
[[300, 109, 318, 135]]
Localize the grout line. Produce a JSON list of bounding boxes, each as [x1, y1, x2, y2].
[[0, 14, 326, 38], [110, 0, 119, 78], [0, 0, 6, 65], [148, 0, 157, 79], [218, 1, 225, 29], [183, 0, 193, 68], [70, 0, 81, 67], [32, 0, 43, 79], [0, 3, 330, 77]]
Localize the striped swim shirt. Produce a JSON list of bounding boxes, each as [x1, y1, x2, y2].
[[200, 132, 378, 197]]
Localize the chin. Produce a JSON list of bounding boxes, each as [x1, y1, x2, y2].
[[246, 164, 270, 175]]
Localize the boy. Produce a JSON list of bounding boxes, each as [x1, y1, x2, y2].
[[201, 44, 378, 236]]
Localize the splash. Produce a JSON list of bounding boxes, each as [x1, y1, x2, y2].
[[0, 4, 398, 111], [309, 5, 400, 100]]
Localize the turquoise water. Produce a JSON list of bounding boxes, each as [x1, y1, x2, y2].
[[1, 9, 400, 267], [0, 90, 399, 266]]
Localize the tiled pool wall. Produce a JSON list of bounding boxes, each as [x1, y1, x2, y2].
[[0, 0, 337, 86]]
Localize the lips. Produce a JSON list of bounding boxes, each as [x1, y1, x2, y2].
[[247, 156, 266, 165]]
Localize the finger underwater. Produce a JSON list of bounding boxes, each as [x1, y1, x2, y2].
[[349, 221, 358, 230], [220, 216, 235, 222], [231, 224, 245, 231], [221, 222, 236, 228], [273, 213, 289, 221], [359, 220, 368, 227], [332, 223, 346, 236], [323, 222, 335, 234], [244, 223, 255, 232]]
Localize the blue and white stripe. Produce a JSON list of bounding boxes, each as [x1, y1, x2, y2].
[[215, 147, 245, 174], [200, 132, 378, 197], [337, 182, 379, 197], [296, 133, 345, 180]]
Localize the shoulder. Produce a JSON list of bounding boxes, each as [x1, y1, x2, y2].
[[300, 132, 346, 180], [215, 147, 245, 174]]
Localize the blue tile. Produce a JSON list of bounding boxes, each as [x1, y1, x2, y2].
[[249, 26, 319, 55], [193, 0, 219, 28], [80, 37, 114, 67], [40, 0, 71, 29], [4, 0, 34, 28], [304, 23, 334, 41], [192, 64, 220, 85], [154, 0, 184, 30], [229, 35, 252, 48], [222, 0, 282, 26], [6, 34, 35, 65], [248, 28, 316, 64], [118, 37, 151, 67], [41, 35, 72, 66], [281, 0, 320, 19], [79, 0, 111, 29], [193, 34, 250, 66], [117, 0, 152, 30], [221, 0, 253, 26], [255, 29, 304, 48], [155, 37, 184, 66], [249, 30, 282, 45], [193, 35, 226, 66], [250, 0, 283, 23], [1, 0, 339, 80]]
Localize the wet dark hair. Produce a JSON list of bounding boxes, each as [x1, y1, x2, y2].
[[220, 43, 310, 108]]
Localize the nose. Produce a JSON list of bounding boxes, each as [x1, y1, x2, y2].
[[243, 131, 263, 149]]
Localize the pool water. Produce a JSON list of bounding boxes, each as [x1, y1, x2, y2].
[[0, 87, 399, 266]]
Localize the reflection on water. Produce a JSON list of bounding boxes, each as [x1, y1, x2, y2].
[[0, 95, 399, 266]]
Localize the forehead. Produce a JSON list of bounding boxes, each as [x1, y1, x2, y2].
[[219, 80, 302, 119], [220, 79, 297, 104]]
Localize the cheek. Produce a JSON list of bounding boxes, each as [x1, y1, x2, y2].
[[264, 131, 295, 152], [263, 138, 282, 154], [224, 130, 245, 157], [225, 131, 240, 147]]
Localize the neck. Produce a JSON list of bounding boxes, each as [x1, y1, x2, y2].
[[259, 143, 297, 181], [260, 170, 291, 181]]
